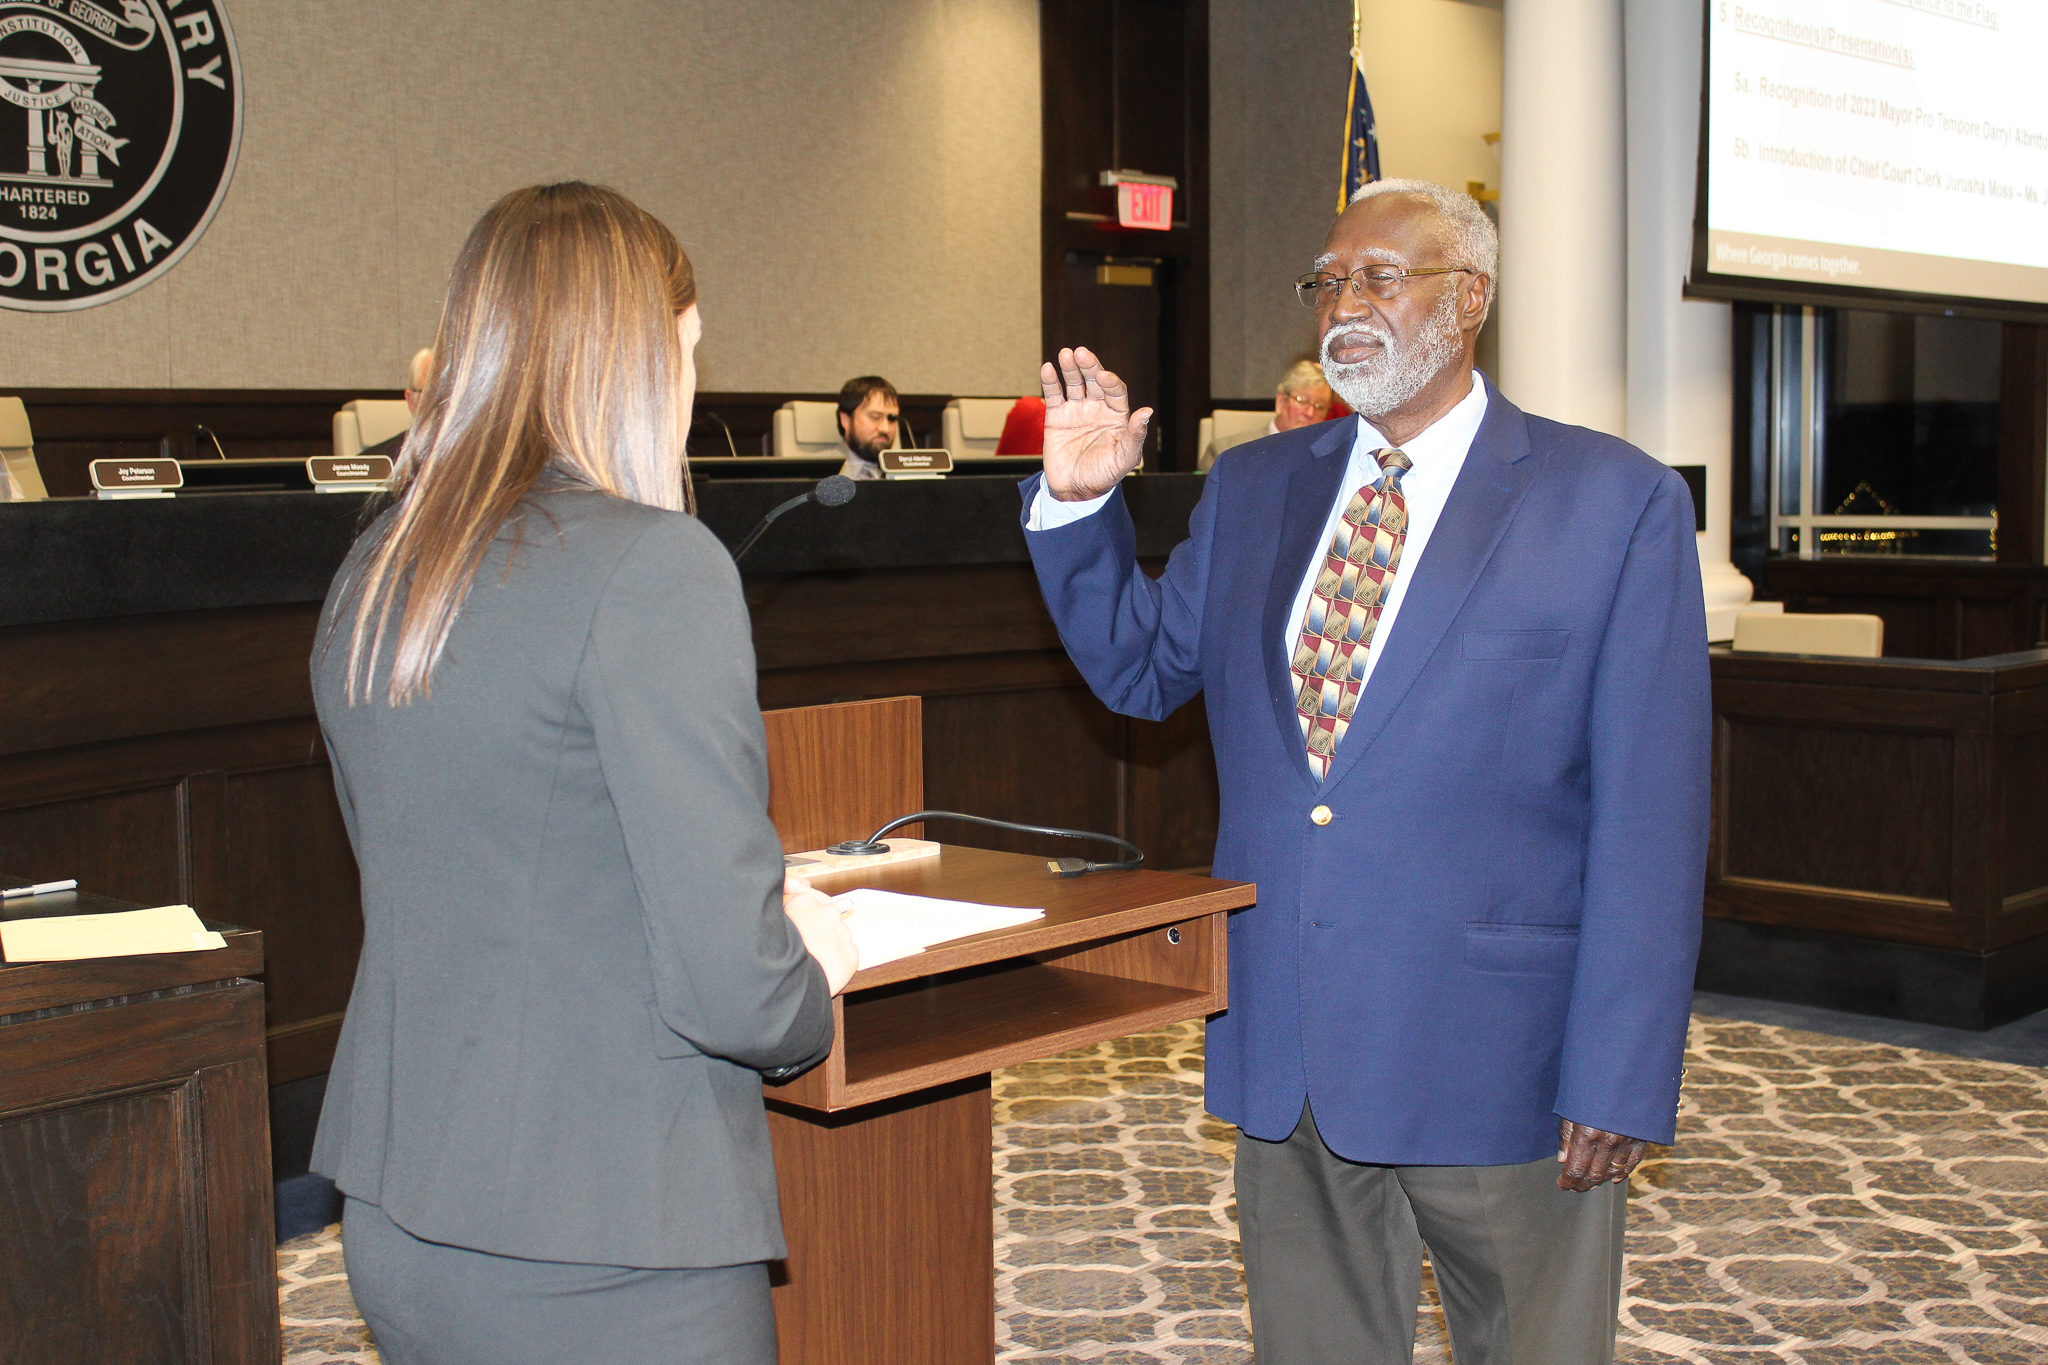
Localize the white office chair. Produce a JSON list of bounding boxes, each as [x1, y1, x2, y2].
[[1731, 612, 1884, 658], [0, 397, 47, 501], [1196, 409, 1271, 471], [772, 401, 846, 459], [942, 398, 1017, 457], [331, 399, 412, 460]]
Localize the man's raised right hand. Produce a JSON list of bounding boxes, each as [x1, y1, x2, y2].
[[1041, 346, 1153, 502]]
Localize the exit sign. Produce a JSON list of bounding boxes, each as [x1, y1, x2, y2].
[[1116, 181, 1173, 231]]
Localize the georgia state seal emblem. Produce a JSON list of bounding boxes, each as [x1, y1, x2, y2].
[[0, 0, 240, 311]]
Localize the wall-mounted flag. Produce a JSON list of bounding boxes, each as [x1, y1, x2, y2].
[[1338, 0, 1381, 213]]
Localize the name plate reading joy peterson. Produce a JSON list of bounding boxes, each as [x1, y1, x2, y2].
[[879, 448, 954, 480], [89, 459, 182, 499], [308, 456, 395, 492]]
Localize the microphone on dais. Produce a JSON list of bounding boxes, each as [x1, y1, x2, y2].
[[732, 474, 856, 563]]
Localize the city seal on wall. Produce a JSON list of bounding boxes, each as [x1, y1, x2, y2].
[[0, 0, 240, 311]]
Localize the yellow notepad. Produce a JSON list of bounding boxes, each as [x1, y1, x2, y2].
[[0, 905, 226, 963]]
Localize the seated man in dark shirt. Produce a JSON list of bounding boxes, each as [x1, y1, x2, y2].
[[834, 375, 900, 480]]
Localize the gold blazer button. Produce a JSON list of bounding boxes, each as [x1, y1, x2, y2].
[[1310, 805, 1333, 826]]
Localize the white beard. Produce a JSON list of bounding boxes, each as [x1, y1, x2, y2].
[[1319, 288, 1463, 418]]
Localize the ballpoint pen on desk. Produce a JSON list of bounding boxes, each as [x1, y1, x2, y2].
[[0, 879, 79, 900]]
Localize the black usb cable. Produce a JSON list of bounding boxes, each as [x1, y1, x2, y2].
[[826, 810, 1144, 878]]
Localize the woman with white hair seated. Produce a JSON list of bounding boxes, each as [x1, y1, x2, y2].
[[1197, 359, 1335, 470]]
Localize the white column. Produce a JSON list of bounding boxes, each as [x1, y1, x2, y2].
[[1498, 0, 1626, 437], [1624, 0, 1757, 639]]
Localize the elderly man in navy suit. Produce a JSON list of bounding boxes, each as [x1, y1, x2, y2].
[[1020, 180, 1710, 1363]]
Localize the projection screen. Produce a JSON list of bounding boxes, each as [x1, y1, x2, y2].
[[1693, 0, 2048, 317]]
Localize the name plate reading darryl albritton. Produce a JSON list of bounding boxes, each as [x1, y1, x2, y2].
[[308, 455, 395, 492], [89, 458, 182, 499], [879, 448, 954, 480]]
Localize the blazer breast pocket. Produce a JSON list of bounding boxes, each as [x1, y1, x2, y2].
[[1464, 922, 1580, 975], [1462, 629, 1570, 661]]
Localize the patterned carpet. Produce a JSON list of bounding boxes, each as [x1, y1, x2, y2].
[[280, 1016, 2048, 1364]]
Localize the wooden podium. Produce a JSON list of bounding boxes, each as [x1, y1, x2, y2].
[[760, 698, 1255, 1364]]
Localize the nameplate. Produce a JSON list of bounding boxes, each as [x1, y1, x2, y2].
[[879, 448, 954, 480], [89, 458, 182, 498], [308, 455, 396, 492]]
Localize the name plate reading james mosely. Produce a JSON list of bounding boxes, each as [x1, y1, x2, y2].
[[308, 454, 395, 492], [0, 0, 242, 311]]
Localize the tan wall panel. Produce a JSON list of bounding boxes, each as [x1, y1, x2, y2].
[[0, 0, 1042, 397]]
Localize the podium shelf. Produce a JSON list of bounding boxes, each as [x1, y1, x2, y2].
[[765, 844, 1247, 1112], [841, 961, 1209, 1099]]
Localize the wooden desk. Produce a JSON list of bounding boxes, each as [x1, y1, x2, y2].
[[765, 845, 1249, 1365], [1704, 647, 2048, 1027], [0, 885, 277, 1362]]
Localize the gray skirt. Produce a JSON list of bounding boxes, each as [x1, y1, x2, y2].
[[341, 1198, 777, 1365]]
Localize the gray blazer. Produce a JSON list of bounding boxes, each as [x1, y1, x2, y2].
[[311, 487, 832, 1269]]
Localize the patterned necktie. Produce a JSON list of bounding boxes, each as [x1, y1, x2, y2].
[[1291, 449, 1412, 781]]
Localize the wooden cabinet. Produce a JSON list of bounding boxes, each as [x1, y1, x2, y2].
[[1704, 648, 2048, 1028], [0, 896, 276, 1363]]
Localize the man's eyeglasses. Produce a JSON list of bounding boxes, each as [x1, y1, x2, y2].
[[1279, 391, 1329, 415], [1295, 265, 1477, 308]]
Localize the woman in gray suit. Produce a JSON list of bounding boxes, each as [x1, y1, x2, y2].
[[311, 182, 858, 1365]]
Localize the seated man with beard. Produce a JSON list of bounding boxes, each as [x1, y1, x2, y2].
[[1019, 179, 1708, 1365], [833, 375, 901, 481]]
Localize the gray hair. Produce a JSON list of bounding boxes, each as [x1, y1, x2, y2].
[[1275, 359, 1330, 397], [1346, 178, 1498, 284]]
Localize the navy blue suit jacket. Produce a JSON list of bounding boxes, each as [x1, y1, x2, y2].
[[1022, 378, 1710, 1164]]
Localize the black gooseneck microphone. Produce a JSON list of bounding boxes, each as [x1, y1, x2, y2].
[[732, 474, 857, 563]]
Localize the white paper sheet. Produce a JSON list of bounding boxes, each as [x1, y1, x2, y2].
[[834, 888, 1045, 969]]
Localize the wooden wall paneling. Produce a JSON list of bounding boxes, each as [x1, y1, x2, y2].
[[757, 649, 1085, 713], [0, 605, 322, 758], [744, 567, 1066, 673], [1721, 718, 1954, 902], [921, 686, 1123, 856], [2001, 728, 2048, 916], [1125, 697, 1219, 871], [210, 764, 363, 1086], [1706, 651, 2048, 1024], [0, 783, 185, 909], [1948, 724, 1996, 951], [1997, 321, 2048, 566], [0, 719, 329, 813], [764, 697, 923, 854]]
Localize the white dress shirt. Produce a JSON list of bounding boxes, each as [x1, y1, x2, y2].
[[1030, 372, 1489, 695]]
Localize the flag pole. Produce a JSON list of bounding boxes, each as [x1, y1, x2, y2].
[[1337, 0, 1363, 215]]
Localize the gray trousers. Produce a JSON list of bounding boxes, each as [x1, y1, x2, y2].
[[1235, 1106, 1626, 1365], [342, 1197, 777, 1365]]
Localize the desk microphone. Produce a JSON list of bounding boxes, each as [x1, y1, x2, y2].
[[732, 475, 856, 563]]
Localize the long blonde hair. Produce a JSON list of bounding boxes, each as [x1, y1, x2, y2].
[[342, 182, 698, 705]]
